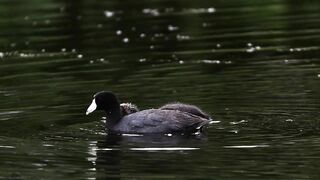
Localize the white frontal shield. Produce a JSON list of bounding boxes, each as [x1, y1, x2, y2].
[[86, 99, 97, 115]]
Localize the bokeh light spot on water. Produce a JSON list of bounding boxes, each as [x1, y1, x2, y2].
[[116, 30, 122, 35], [186, 7, 216, 14], [139, 58, 146, 62], [224, 145, 269, 149], [200, 60, 221, 64], [285, 119, 294, 122], [0, 145, 15, 149], [168, 25, 179, 31], [176, 34, 190, 41], [142, 8, 160, 16], [140, 33, 146, 38], [104, 10, 115, 18], [246, 45, 261, 53], [123, 37, 129, 43]]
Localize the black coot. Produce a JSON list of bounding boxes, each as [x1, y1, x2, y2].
[[86, 91, 212, 134]]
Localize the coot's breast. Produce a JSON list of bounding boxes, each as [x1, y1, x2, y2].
[[111, 109, 210, 134]]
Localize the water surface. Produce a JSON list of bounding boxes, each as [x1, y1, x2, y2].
[[1, 0, 320, 179]]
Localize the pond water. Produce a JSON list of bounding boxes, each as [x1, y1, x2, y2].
[[1, 0, 320, 179]]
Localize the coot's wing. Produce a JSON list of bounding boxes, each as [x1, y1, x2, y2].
[[112, 109, 210, 134], [160, 103, 211, 120]]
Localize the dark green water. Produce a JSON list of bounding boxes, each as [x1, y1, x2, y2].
[[1, 0, 320, 179]]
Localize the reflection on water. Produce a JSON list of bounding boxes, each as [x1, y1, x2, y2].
[[1, 0, 320, 179]]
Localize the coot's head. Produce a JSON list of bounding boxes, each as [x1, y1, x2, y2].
[[86, 91, 120, 117]]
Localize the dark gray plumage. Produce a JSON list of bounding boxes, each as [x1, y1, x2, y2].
[[160, 103, 211, 120], [86, 91, 212, 134], [112, 109, 209, 134]]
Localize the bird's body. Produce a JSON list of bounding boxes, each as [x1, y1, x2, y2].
[[111, 109, 210, 134], [86, 91, 212, 134]]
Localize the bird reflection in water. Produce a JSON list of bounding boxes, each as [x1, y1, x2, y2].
[[88, 133, 207, 179]]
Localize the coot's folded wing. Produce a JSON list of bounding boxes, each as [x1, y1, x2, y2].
[[112, 109, 210, 134]]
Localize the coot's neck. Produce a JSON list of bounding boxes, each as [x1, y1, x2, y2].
[[105, 106, 123, 129]]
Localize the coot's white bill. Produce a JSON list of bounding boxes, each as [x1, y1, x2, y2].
[[86, 99, 97, 115]]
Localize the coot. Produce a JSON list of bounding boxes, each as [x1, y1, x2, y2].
[[86, 91, 212, 134]]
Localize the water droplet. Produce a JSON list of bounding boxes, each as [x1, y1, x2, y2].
[[140, 33, 146, 38], [19, 53, 27, 57], [77, 54, 83, 58], [97, 24, 103, 28], [165, 8, 174, 13], [317, 74, 320, 78], [0, 52, 4, 58], [179, 60, 184, 64], [116, 30, 122, 35], [247, 43, 252, 47], [142, 8, 160, 16], [41, 49, 46, 52], [150, 45, 154, 50], [123, 38, 129, 43], [187, 8, 215, 14], [201, 60, 221, 64], [216, 44, 221, 48], [176, 34, 190, 41], [172, 54, 179, 60], [154, 33, 164, 38], [246, 47, 255, 53], [168, 25, 179, 31], [104, 10, 114, 18], [90, 60, 94, 64], [60, 6, 66, 12], [202, 22, 209, 27], [230, 120, 247, 125], [207, 7, 215, 13], [139, 58, 146, 62], [61, 48, 66, 52]]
